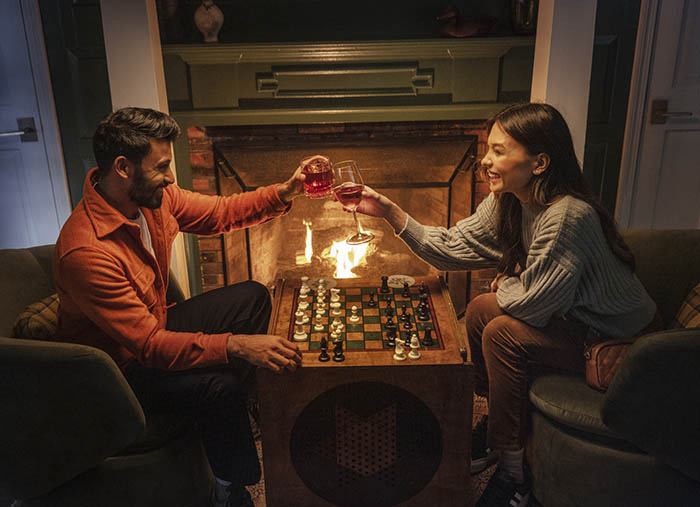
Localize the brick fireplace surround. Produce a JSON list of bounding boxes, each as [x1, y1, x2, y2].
[[188, 120, 495, 314]]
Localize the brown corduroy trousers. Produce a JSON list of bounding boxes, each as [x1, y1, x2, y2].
[[465, 293, 589, 451]]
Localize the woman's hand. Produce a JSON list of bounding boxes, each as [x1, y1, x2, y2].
[[344, 185, 409, 234], [490, 272, 506, 292]]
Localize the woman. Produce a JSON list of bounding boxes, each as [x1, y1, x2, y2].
[[352, 103, 657, 507]]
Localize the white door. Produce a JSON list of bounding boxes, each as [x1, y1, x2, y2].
[[0, 0, 69, 248], [623, 0, 700, 229]]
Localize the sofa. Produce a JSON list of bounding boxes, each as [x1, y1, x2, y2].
[[0, 245, 214, 507], [526, 229, 700, 506]]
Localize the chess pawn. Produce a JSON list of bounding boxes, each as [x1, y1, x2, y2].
[[422, 326, 434, 346], [393, 341, 407, 361], [408, 333, 421, 359], [314, 314, 325, 331], [380, 275, 390, 293], [402, 281, 410, 298], [348, 305, 360, 323], [367, 291, 377, 307]]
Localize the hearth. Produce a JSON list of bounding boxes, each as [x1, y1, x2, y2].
[[203, 121, 479, 315]]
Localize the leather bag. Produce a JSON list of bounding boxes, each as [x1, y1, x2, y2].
[[584, 339, 635, 392]]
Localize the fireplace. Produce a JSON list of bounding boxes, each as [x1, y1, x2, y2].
[[166, 38, 531, 313], [189, 120, 493, 316]]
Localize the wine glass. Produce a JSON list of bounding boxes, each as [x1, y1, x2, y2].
[[332, 160, 374, 245]]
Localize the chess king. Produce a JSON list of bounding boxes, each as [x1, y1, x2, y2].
[[351, 102, 657, 507], [53, 107, 310, 507]]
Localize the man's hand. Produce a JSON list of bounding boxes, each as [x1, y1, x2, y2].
[[226, 334, 302, 373], [277, 154, 329, 204]]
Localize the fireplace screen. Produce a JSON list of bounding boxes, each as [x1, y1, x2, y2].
[[210, 123, 478, 315]]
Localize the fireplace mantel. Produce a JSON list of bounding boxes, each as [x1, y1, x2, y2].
[[163, 38, 534, 120]]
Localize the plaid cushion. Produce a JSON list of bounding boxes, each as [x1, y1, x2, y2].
[[12, 293, 60, 340], [672, 282, 700, 328]]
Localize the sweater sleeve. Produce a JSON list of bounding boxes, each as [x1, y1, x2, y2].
[[398, 192, 502, 271], [164, 183, 291, 235]]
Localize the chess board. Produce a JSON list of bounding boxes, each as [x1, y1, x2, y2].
[[286, 281, 446, 354], [258, 276, 474, 506]]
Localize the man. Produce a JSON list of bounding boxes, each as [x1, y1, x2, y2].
[[54, 107, 304, 507]]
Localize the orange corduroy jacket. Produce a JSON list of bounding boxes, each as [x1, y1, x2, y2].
[[54, 167, 291, 371]]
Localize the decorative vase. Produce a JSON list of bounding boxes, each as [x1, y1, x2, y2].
[[194, 0, 224, 43], [510, 0, 538, 35]]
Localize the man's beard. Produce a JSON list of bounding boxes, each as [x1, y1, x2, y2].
[[129, 165, 165, 209]]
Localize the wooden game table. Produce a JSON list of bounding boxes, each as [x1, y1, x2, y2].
[[257, 276, 474, 507]]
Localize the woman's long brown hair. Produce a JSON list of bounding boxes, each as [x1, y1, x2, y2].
[[486, 103, 635, 275]]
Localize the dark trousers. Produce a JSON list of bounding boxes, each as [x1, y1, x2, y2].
[[124, 280, 271, 485], [465, 293, 588, 451]]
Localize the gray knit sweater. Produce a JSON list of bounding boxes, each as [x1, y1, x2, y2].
[[399, 193, 656, 337]]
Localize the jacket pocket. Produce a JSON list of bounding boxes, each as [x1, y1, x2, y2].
[[132, 267, 158, 310]]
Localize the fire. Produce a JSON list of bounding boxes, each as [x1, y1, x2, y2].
[[295, 220, 313, 265], [304, 220, 313, 263], [324, 240, 372, 279]]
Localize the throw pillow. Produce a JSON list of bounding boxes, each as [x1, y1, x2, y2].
[[672, 282, 700, 328], [12, 293, 60, 340]]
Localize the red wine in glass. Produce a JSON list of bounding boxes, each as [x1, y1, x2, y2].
[[332, 160, 374, 245], [302, 156, 333, 198], [333, 182, 363, 209]]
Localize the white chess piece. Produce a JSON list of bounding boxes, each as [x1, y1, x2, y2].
[[330, 288, 341, 302], [295, 310, 309, 325], [349, 305, 360, 323], [393, 342, 407, 361], [314, 314, 325, 331], [293, 324, 308, 341], [332, 317, 343, 329], [408, 333, 421, 359], [330, 302, 342, 315], [297, 300, 309, 310]]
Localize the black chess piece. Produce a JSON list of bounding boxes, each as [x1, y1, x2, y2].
[[385, 305, 394, 318], [403, 320, 413, 332], [367, 291, 377, 307], [380, 275, 390, 293], [402, 282, 410, 298], [318, 337, 331, 362], [416, 303, 430, 321], [400, 303, 409, 322], [422, 326, 434, 347], [332, 339, 345, 362], [419, 281, 427, 294]]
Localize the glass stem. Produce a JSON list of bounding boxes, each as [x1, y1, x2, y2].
[[352, 210, 362, 234]]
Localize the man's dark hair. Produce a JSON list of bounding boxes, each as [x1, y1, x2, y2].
[[92, 107, 181, 177]]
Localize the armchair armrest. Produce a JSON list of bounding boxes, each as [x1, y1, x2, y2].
[[601, 328, 700, 483], [0, 337, 146, 500]]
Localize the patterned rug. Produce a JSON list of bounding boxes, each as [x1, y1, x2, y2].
[[246, 394, 495, 507]]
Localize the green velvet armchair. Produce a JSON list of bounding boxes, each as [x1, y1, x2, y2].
[[526, 229, 700, 506], [0, 245, 214, 507]]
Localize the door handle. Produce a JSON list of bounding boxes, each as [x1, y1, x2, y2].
[[0, 117, 38, 142], [650, 99, 694, 124]]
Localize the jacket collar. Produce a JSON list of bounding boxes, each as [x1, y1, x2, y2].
[[83, 167, 140, 239]]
